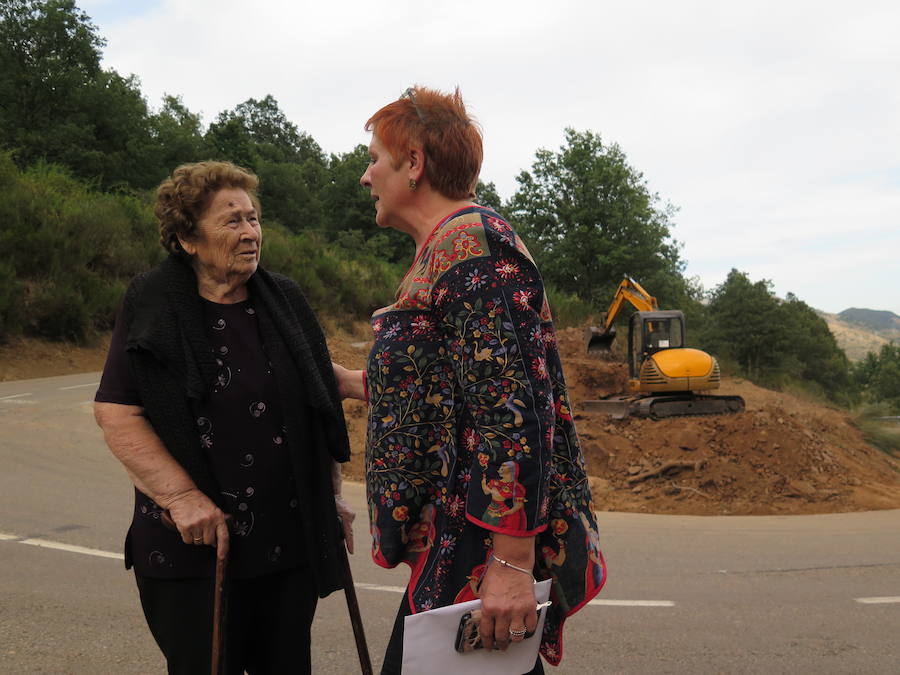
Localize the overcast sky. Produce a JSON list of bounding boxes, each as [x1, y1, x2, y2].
[[80, 0, 899, 315]]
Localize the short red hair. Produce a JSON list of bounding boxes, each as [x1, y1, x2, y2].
[[365, 86, 483, 200]]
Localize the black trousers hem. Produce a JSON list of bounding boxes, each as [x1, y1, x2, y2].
[[135, 566, 317, 675]]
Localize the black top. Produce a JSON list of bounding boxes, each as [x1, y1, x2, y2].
[[97, 297, 304, 579]]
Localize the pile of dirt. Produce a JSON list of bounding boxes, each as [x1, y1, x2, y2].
[[555, 327, 900, 515], [5, 324, 899, 516]]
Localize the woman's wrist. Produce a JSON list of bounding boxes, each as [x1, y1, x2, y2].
[[491, 532, 536, 567], [157, 485, 202, 510], [491, 553, 533, 577], [332, 363, 366, 400]]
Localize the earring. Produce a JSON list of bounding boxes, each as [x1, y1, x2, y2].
[[408, 178, 417, 190]]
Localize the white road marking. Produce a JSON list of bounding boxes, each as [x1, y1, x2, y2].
[[0, 534, 678, 606], [0, 535, 679, 606], [0, 392, 32, 400], [19, 538, 124, 561], [58, 382, 100, 391], [856, 596, 900, 604], [335, 582, 678, 607], [18, 534, 870, 611], [0, 532, 122, 559], [355, 582, 407, 593], [589, 599, 676, 607]]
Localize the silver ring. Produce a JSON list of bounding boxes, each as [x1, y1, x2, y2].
[[509, 627, 527, 638], [192, 536, 203, 543]]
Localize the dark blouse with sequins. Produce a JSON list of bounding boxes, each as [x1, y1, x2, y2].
[[96, 297, 304, 579]]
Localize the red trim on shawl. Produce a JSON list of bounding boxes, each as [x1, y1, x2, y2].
[[464, 512, 548, 537]]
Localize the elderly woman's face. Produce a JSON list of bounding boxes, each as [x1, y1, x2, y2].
[[179, 188, 261, 285]]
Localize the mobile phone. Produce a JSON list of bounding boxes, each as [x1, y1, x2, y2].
[[454, 608, 485, 653], [454, 604, 548, 653]]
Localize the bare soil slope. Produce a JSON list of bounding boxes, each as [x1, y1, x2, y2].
[[5, 325, 899, 516], [0, 335, 111, 381], [820, 312, 890, 361]]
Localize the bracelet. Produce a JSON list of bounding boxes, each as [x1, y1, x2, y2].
[[491, 553, 533, 578]]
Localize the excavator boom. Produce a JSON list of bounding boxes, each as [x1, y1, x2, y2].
[[587, 276, 659, 353]]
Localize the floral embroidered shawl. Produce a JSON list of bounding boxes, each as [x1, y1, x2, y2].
[[365, 207, 606, 664]]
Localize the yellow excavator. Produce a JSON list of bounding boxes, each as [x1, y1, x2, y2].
[[582, 276, 744, 419]]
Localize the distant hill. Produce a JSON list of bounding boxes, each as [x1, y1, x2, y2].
[[818, 308, 899, 361], [838, 308, 900, 335]]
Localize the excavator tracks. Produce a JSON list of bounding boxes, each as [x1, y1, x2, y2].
[[638, 393, 745, 420], [580, 393, 745, 420]]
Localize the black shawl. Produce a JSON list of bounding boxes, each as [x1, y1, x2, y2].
[[121, 255, 350, 597]]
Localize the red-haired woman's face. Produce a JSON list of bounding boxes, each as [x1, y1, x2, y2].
[[360, 135, 410, 230]]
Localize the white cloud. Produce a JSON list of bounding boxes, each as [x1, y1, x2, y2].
[[82, 0, 900, 314]]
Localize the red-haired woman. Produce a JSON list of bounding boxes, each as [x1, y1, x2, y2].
[[333, 86, 606, 673]]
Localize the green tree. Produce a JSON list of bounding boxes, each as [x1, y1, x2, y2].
[[322, 144, 371, 233], [148, 94, 205, 176], [508, 128, 684, 309], [319, 144, 411, 264], [205, 95, 322, 167], [203, 113, 260, 170], [475, 179, 503, 213], [870, 343, 900, 406], [0, 0, 158, 189], [704, 271, 852, 401], [854, 343, 900, 411], [256, 160, 325, 230], [0, 0, 104, 163], [205, 95, 327, 230], [704, 270, 787, 380], [775, 293, 851, 399], [78, 69, 157, 188]]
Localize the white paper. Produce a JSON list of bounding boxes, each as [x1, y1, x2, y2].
[[401, 579, 552, 674]]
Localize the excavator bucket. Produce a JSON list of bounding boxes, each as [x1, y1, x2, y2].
[[585, 325, 617, 354]]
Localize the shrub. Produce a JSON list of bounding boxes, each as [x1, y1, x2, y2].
[[546, 284, 595, 328], [0, 155, 159, 341], [0, 262, 23, 341], [28, 281, 90, 342]]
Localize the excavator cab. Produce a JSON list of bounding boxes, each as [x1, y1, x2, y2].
[[627, 311, 686, 378]]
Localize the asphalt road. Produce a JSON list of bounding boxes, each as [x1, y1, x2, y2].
[[1, 373, 898, 674]]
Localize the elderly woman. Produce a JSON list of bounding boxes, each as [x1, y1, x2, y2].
[[94, 161, 353, 674], [333, 87, 606, 673]]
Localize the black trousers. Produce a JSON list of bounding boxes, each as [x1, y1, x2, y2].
[[380, 596, 545, 675], [135, 566, 318, 675]]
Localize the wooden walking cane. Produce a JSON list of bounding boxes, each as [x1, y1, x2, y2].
[[160, 510, 229, 675], [210, 549, 228, 675], [338, 518, 373, 675]]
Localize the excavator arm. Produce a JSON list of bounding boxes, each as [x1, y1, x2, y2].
[[588, 276, 659, 352]]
